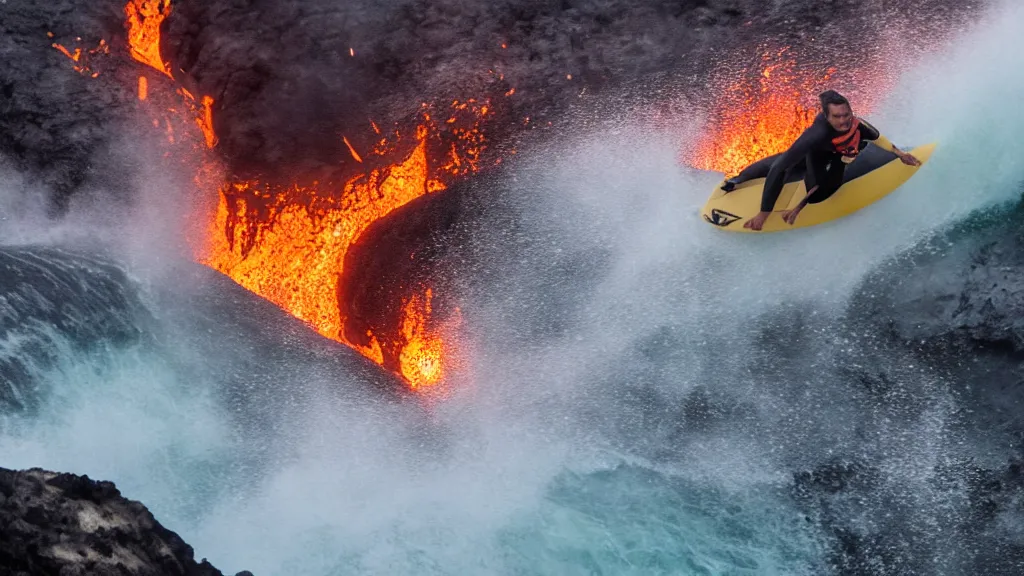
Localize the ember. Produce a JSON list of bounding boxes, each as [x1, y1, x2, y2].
[[50, 35, 109, 77]]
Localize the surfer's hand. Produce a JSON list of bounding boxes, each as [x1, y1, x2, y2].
[[744, 211, 770, 231], [898, 152, 920, 166]]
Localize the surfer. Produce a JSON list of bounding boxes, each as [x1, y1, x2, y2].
[[720, 90, 921, 231]]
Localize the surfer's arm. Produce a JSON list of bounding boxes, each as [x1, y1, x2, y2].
[[871, 134, 914, 158], [859, 119, 906, 155], [872, 133, 896, 151], [861, 121, 919, 164]]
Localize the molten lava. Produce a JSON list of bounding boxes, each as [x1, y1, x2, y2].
[[201, 133, 436, 346], [199, 102, 487, 388], [398, 289, 446, 389], [125, 0, 174, 77]]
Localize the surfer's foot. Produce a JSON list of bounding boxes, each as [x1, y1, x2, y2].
[[744, 211, 770, 231], [781, 208, 801, 225], [720, 178, 738, 193]]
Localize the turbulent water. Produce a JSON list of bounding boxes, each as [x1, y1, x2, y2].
[[3, 2, 1024, 575]]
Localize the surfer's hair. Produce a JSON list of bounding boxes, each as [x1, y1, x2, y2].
[[819, 90, 850, 114]]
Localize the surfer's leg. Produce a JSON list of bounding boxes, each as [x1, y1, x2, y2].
[[721, 153, 780, 191], [782, 153, 828, 225], [805, 159, 847, 204]]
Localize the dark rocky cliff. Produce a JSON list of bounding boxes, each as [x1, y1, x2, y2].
[[0, 467, 253, 576]]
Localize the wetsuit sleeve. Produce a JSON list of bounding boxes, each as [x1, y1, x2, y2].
[[858, 118, 881, 140], [858, 119, 896, 151], [759, 125, 825, 212]]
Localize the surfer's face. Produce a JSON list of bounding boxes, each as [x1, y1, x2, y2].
[[826, 103, 854, 131]]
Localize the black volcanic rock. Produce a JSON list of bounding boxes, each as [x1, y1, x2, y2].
[[792, 454, 1024, 576], [851, 204, 1024, 354], [0, 467, 253, 576], [810, 200, 1024, 575], [0, 0, 145, 212]]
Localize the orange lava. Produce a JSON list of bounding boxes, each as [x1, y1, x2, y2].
[[687, 47, 891, 177], [125, 0, 174, 77], [200, 134, 435, 344], [53, 2, 488, 390], [50, 36, 109, 77], [198, 101, 486, 388], [399, 289, 446, 389]]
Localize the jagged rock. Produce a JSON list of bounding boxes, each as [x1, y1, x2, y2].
[[0, 467, 253, 576], [812, 201, 1024, 575], [791, 454, 1024, 576], [848, 202, 1024, 358], [0, 0, 141, 212]]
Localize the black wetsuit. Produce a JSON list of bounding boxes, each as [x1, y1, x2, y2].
[[728, 113, 886, 212]]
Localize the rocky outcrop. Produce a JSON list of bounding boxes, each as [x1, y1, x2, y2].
[[0, 0, 147, 212], [0, 467, 253, 576], [844, 204, 1024, 444], [787, 200, 1024, 575], [792, 455, 1024, 576], [851, 205, 1024, 355]]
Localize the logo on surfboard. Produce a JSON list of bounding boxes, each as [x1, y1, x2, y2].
[[703, 208, 742, 227]]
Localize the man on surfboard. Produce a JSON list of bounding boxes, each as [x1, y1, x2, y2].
[[720, 90, 921, 231]]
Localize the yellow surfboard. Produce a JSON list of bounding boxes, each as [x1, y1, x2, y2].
[[701, 142, 937, 233]]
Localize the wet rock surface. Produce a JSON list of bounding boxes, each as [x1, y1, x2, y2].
[[791, 202, 1024, 575], [0, 0, 140, 212], [0, 467, 254, 576], [852, 207, 1024, 354]]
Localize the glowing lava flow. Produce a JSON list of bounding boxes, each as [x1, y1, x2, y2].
[[197, 105, 486, 389], [199, 129, 438, 360], [125, 0, 174, 77]]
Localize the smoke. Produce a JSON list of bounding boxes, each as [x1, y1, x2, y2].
[[0, 161, 54, 245]]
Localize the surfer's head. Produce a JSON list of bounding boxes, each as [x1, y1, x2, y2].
[[820, 89, 854, 132]]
